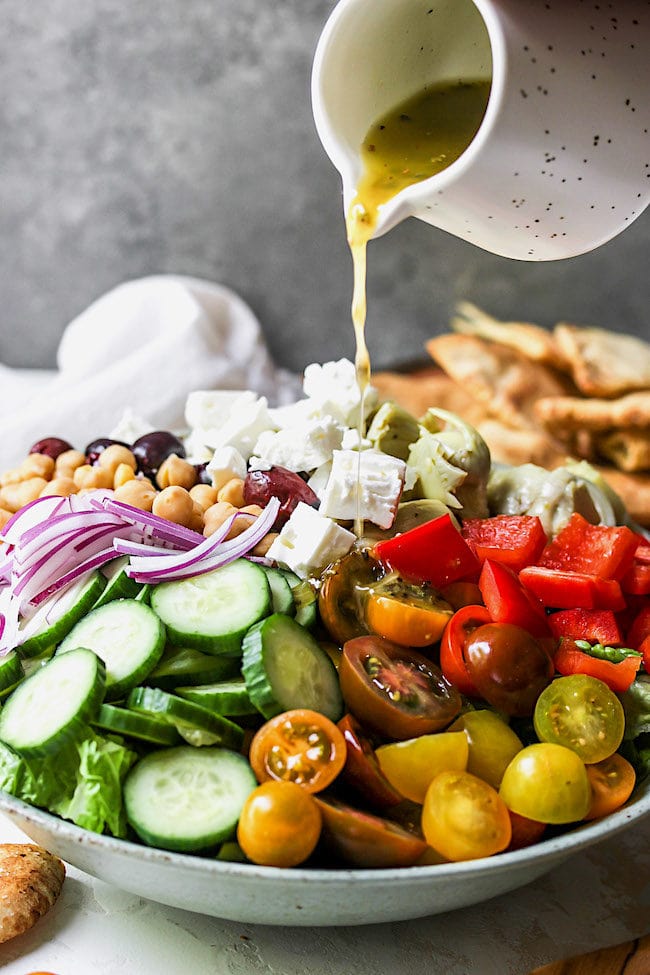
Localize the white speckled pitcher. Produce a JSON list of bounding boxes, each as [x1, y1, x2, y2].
[[311, 0, 650, 261]]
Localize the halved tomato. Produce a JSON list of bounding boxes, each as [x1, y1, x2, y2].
[[337, 713, 403, 809], [318, 549, 380, 645], [364, 575, 453, 647], [315, 795, 427, 867], [439, 604, 491, 697], [249, 709, 346, 793], [339, 635, 461, 740]]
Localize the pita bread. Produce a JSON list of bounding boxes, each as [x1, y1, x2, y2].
[[426, 333, 572, 430], [452, 301, 565, 367], [535, 390, 650, 432], [372, 366, 487, 424], [594, 466, 650, 526], [475, 419, 567, 469], [596, 429, 650, 473], [553, 322, 650, 397], [0, 843, 65, 944]]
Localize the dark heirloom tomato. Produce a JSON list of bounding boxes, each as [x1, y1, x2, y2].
[[439, 604, 491, 698], [315, 795, 427, 867], [339, 636, 461, 740], [463, 623, 553, 717], [337, 714, 403, 808], [318, 549, 382, 645]]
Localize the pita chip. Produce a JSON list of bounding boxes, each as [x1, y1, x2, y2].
[[0, 843, 65, 944]]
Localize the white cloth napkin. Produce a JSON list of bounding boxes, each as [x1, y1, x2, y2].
[[0, 275, 301, 467]]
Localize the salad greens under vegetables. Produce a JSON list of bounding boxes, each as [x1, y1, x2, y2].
[[0, 358, 649, 869]]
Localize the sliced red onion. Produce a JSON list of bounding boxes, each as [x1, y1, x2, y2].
[[124, 508, 241, 575], [30, 549, 117, 606], [1, 495, 70, 544], [101, 498, 204, 548]]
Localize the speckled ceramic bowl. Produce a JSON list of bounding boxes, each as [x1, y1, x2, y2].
[[312, 0, 650, 259], [1, 774, 648, 927]]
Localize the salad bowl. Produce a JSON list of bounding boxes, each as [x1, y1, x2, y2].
[[1, 775, 648, 927]]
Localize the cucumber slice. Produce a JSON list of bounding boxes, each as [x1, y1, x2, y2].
[[150, 560, 271, 655], [93, 703, 181, 747], [134, 584, 152, 604], [0, 652, 24, 699], [127, 686, 244, 750], [56, 599, 166, 700], [18, 571, 107, 658], [124, 745, 256, 852], [146, 646, 240, 690], [280, 572, 318, 629], [176, 679, 255, 717], [21, 646, 55, 679], [261, 566, 295, 616], [0, 647, 105, 757], [94, 557, 144, 607], [242, 613, 343, 721]]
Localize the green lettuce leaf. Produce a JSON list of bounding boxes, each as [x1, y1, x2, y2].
[[620, 674, 650, 740]]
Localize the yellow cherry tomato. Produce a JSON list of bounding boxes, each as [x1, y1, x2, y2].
[[422, 770, 512, 862], [448, 709, 523, 788], [236, 780, 322, 867], [375, 731, 469, 803], [499, 742, 591, 824]]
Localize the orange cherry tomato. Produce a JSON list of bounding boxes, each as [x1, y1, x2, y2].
[[506, 810, 547, 851], [237, 781, 322, 867], [249, 708, 346, 793], [337, 713, 403, 809], [584, 753, 636, 821], [365, 577, 453, 647], [340, 635, 461, 741], [439, 604, 491, 697], [315, 795, 427, 867], [422, 770, 512, 862]]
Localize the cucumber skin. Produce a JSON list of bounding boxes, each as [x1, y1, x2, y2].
[[93, 703, 181, 747], [175, 681, 256, 717], [146, 648, 240, 691], [0, 652, 24, 697], [241, 613, 343, 721], [127, 686, 244, 750], [19, 571, 107, 659]]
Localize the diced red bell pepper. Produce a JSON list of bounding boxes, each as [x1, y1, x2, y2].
[[537, 513, 638, 581], [372, 513, 480, 589], [553, 637, 641, 693], [620, 535, 650, 595], [478, 559, 550, 638], [627, 604, 650, 650], [519, 566, 626, 611], [639, 635, 650, 672], [461, 515, 547, 573], [547, 608, 622, 646]]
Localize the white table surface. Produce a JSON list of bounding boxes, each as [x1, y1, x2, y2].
[[0, 812, 648, 975]]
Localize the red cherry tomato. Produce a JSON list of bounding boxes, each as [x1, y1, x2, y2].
[[439, 605, 491, 697], [315, 795, 427, 867], [337, 714, 403, 808], [339, 635, 461, 740], [463, 622, 554, 717]]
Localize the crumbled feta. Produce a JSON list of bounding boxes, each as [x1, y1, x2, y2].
[[187, 395, 276, 461], [109, 408, 155, 445], [184, 390, 257, 431], [302, 359, 378, 427], [250, 417, 344, 473], [266, 502, 355, 579], [206, 446, 248, 490], [319, 449, 405, 529]]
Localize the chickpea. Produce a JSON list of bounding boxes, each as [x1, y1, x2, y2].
[[73, 465, 114, 491], [251, 532, 279, 557], [240, 504, 263, 517], [152, 486, 195, 527], [20, 453, 56, 480], [189, 484, 219, 512], [55, 449, 86, 479], [0, 467, 24, 487], [113, 463, 136, 489], [217, 477, 246, 508], [113, 478, 157, 511], [189, 500, 205, 534], [0, 507, 13, 530], [39, 477, 77, 498], [0, 478, 49, 513], [225, 511, 257, 540], [156, 454, 197, 491], [98, 444, 137, 479], [203, 501, 238, 537]]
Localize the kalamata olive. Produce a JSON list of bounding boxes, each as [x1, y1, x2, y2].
[[464, 622, 554, 717], [132, 431, 186, 481], [193, 462, 212, 485], [243, 466, 319, 528], [85, 437, 131, 466], [28, 437, 74, 460]]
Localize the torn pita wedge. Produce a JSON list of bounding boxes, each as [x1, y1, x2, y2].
[[475, 419, 567, 469], [372, 366, 487, 425], [451, 301, 565, 367], [0, 843, 65, 944], [596, 429, 650, 473], [594, 466, 650, 527], [426, 333, 572, 430], [535, 390, 650, 432], [553, 322, 650, 398]]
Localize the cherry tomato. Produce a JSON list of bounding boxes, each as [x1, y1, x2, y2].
[[237, 781, 322, 867], [375, 731, 468, 803], [337, 713, 403, 809], [315, 795, 427, 867], [533, 674, 625, 764], [584, 753, 636, 821], [340, 635, 462, 740], [421, 770, 512, 861], [365, 575, 453, 647], [249, 709, 346, 793], [439, 605, 491, 697], [440, 581, 484, 611], [317, 549, 380, 645], [463, 622, 554, 717], [506, 810, 546, 851], [448, 709, 523, 789], [499, 742, 591, 824]]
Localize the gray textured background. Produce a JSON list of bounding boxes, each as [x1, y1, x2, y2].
[[1, 0, 648, 376]]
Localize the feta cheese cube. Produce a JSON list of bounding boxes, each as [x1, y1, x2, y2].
[[188, 396, 276, 461], [266, 502, 355, 579], [251, 417, 344, 473], [319, 449, 406, 529], [206, 446, 248, 491], [302, 359, 378, 427]]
